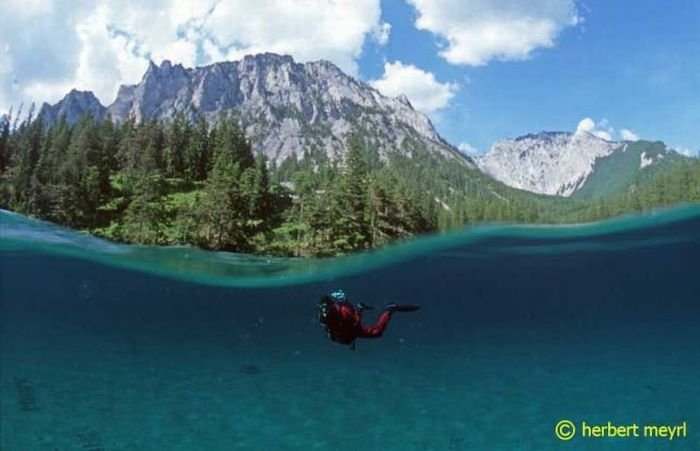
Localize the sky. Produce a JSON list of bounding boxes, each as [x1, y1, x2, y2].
[[0, 0, 698, 156]]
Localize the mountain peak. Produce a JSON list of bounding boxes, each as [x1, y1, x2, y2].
[[478, 130, 619, 196], [41, 52, 467, 166], [143, 59, 187, 80], [514, 131, 571, 142], [39, 89, 105, 125], [242, 52, 295, 65]]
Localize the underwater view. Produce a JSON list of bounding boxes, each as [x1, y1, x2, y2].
[[1, 205, 699, 450], [2, 0, 699, 449]]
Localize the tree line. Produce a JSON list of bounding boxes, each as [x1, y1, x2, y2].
[[0, 111, 439, 256], [1, 110, 698, 257]]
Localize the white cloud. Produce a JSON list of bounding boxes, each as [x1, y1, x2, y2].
[[68, 5, 153, 104], [0, 45, 13, 113], [200, 0, 381, 74], [407, 0, 581, 66], [620, 128, 640, 141], [575, 117, 613, 141], [0, 0, 384, 110], [372, 22, 392, 46], [4, 0, 55, 19], [457, 142, 479, 155], [576, 118, 647, 142], [575, 117, 595, 134], [370, 61, 458, 113]]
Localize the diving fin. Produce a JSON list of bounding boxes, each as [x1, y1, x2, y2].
[[386, 303, 420, 312]]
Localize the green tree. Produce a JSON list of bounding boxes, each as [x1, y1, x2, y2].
[[0, 114, 9, 173], [164, 113, 189, 179], [195, 151, 250, 251], [186, 115, 210, 181], [212, 115, 254, 171], [338, 134, 369, 248], [122, 170, 168, 244]]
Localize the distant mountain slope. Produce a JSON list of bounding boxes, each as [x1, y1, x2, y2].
[[477, 131, 619, 197], [39, 53, 470, 167], [477, 131, 690, 198], [572, 141, 688, 199]]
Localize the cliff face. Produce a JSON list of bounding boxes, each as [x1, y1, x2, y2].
[[39, 89, 106, 127], [41, 53, 469, 166], [477, 131, 619, 196]]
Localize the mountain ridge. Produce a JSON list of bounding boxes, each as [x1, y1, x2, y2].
[[477, 131, 691, 197], [36, 53, 693, 201], [477, 130, 619, 196], [39, 89, 105, 126], [39, 53, 470, 166], [572, 140, 688, 199]]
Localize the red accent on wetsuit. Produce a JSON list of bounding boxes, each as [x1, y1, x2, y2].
[[327, 303, 393, 344], [359, 311, 392, 338]]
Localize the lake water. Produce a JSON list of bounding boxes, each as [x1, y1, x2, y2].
[[1, 206, 699, 450]]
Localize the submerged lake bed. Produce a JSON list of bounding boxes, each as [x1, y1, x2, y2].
[[1, 206, 699, 450]]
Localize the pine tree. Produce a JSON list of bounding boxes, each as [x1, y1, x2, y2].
[[250, 154, 272, 220], [0, 114, 9, 173], [213, 115, 254, 171], [122, 170, 168, 244], [366, 175, 392, 246], [116, 118, 138, 171], [339, 134, 369, 248], [186, 114, 210, 181], [288, 170, 316, 256], [196, 150, 250, 251], [9, 109, 43, 211], [164, 113, 189, 179], [98, 118, 118, 204]]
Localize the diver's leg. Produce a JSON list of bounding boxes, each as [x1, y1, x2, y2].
[[386, 303, 420, 312], [359, 311, 393, 338]]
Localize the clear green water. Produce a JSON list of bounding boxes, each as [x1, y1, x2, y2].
[[1, 205, 699, 450]]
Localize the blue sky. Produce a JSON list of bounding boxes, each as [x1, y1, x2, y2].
[[360, 0, 700, 155], [1, 0, 698, 155]]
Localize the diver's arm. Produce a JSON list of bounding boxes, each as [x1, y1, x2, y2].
[[355, 302, 374, 312]]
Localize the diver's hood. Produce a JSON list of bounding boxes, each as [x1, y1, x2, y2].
[[329, 289, 347, 302]]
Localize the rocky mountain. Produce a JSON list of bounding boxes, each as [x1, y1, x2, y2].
[[477, 131, 619, 197], [39, 53, 469, 166], [477, 131, 691, 198], [39, 90, 105, 126]]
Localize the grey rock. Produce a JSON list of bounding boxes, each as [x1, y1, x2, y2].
[[41, 53, 470, 166], [477, 131, 619, 196], [39, 89, 106, 126]]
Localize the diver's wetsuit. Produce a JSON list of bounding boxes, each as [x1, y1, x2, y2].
[[318, 290, 419, 350], [328, 301, 392, 340]]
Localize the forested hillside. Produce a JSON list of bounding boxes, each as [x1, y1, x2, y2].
[[1, 112, 698, 257], [572, 140, 688, 200]]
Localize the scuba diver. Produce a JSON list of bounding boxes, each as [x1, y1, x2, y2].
[[317, 289, 420, 350]]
